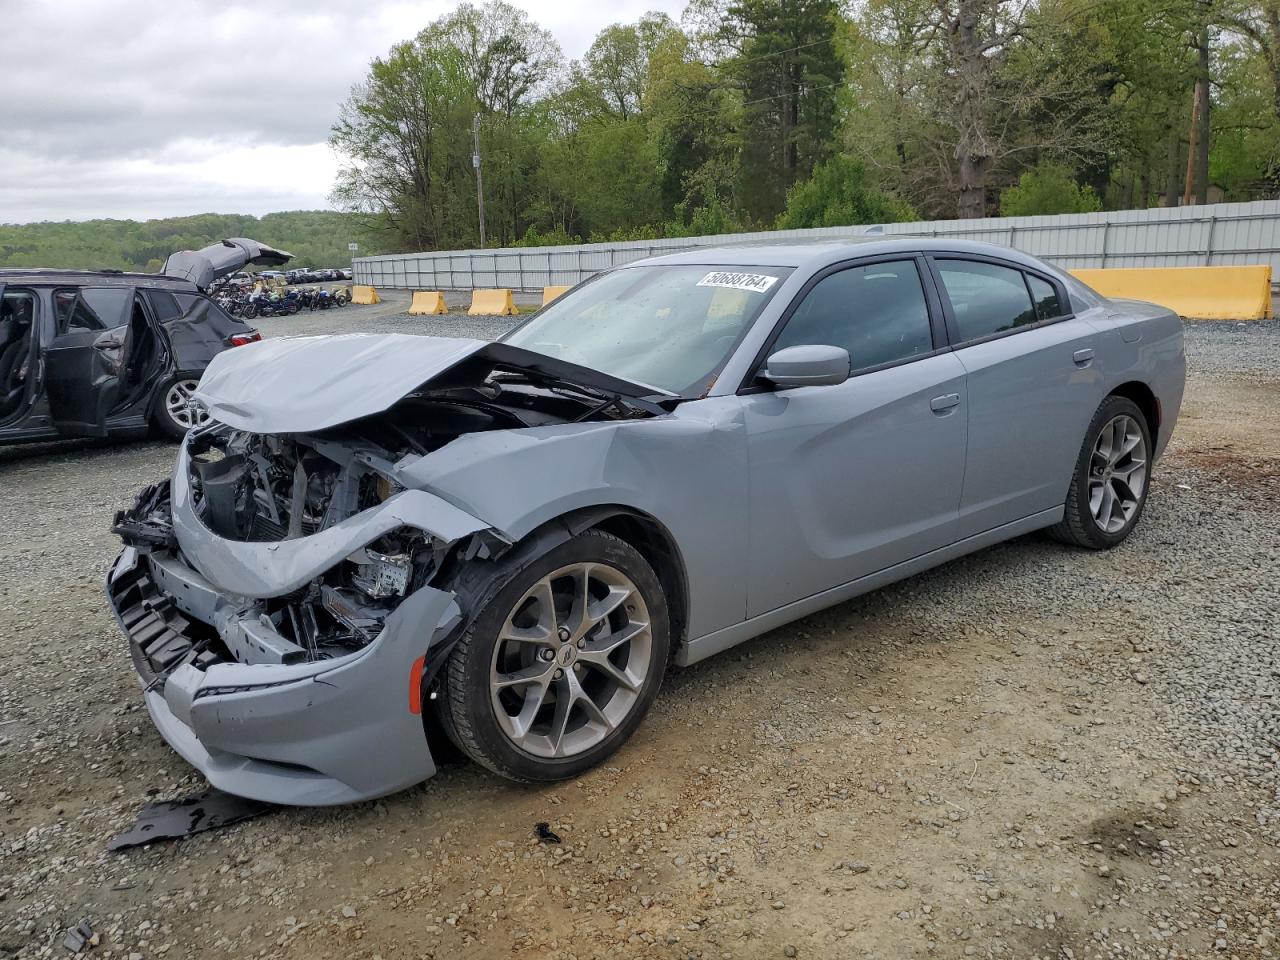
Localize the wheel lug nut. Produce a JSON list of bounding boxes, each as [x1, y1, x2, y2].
[[539, 649, 554, 662], [576, 639, 585, 649], [553, 668, 564, 679], [557, 627, 571, 641]]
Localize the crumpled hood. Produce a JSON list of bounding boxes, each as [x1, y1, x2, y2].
[[196, 334, 488, 434]]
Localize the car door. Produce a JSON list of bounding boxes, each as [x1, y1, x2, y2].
[[740, 256, 969, 618], [928, 256, 1104, 539], [0, 284, 36, 433], [42, 286, 132, 436]]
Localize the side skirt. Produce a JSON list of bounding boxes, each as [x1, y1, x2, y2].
[[676, 506, 1063, 667]]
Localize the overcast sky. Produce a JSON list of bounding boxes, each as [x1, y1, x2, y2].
[[0, 0, 685, 225]]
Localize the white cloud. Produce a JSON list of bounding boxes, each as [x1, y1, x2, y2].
[[2, 0, 684, 223]]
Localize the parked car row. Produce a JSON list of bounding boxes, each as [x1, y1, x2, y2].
[[285, 267, 351, 284]]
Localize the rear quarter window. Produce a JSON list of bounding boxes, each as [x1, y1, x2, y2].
[[1027, 275, 1066, 321]]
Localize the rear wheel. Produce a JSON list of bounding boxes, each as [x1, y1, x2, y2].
[[438, 530, 670, 782], [153, 377, 209, 440], [1049, 395, 1151, 549]]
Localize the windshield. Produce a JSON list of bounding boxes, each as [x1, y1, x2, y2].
[[502, 264, 793, 395]]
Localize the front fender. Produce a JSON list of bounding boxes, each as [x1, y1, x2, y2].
[[399, 400, 750, 640]]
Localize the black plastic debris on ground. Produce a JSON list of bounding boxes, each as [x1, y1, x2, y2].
[[108, 788, 274, 852], [533, 821, 561, 844]]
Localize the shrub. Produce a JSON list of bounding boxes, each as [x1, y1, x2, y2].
[[1000, 163, 1103, 216]]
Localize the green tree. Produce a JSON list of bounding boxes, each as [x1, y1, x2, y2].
[[712, 0, 846, 221], [0, 212, 373, 271], [330, 1, 561, 251], [644, 30, 743, 223]]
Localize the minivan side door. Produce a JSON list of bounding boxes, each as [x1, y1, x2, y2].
[[739, 256, 969, 618], [928, 256, 1104, 539]]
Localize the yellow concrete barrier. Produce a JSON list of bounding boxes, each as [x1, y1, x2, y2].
[[351, 284, 381, 305], [542, 285, 571, 306], [468, 288, 517, 316], [409, 291, 448, 315], [1070, 266, 1272, 321]]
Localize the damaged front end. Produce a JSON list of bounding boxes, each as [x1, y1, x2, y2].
[[106, 422, 498, 804], [107, 336, 667, 804]]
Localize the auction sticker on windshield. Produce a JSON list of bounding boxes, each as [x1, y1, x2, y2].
[[697, 271, 779, 293]]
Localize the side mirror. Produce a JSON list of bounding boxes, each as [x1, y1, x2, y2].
[[761, 344, 850, 389]]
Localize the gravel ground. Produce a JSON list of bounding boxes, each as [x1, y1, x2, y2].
[[0, 305, 1277, 960], [1181, 319, 1280, 382]]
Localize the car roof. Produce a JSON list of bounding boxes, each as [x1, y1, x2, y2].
[[0, 268, 198, 291], [629, 237, 1058, 273]]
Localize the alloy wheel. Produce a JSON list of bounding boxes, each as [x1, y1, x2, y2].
[[489, 562, 652, 759], [164, 379, 209, 431], [1089, 414, 1147, 534]]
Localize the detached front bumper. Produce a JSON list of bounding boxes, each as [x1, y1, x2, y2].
[[108, 546, 462, 804]]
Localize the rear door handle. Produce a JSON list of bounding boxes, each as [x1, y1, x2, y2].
[[1072, 348, 1094, 365], [930, 393, 961, 413]]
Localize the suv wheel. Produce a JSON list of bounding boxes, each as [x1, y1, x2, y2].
[[153, 377, 209, 440]]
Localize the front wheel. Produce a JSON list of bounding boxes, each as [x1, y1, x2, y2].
[[1049, 395, 1152, 549], [438, 530, 670, 782]]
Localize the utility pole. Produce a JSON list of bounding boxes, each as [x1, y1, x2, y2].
[[472, 113, 486, 247], [1182, 84, 1200, 206]]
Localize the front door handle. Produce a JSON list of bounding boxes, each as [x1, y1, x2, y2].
[[1072, 348, 1094, 366], [929, 393, 961, 413]]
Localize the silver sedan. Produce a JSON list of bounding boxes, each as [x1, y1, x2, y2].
[[108, 238, 1185, 804]]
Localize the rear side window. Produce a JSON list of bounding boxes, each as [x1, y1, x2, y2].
[[147, 290, 183, 321], [1027, 274, 1065, 321], [175, 292, 235, 325], [773, 260, 934, 371], [936, 261, 1038, 342]]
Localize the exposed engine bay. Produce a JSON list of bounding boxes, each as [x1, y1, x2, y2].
[[113, 364, 665, 682]]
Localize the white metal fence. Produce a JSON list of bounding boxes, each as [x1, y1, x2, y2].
[[353, 199, 1280, 292]]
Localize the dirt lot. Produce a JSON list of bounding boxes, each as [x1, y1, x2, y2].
[[1, 304, 1277, 960]]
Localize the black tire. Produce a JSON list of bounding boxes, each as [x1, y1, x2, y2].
[[1049, 394, 1152, 549], [437, 529, 670, 782]]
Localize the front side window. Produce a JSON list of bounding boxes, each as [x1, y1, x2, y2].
[[771, 259, 934, 372], [503, 264, 793, 395], [1, 290, 37, 341], [54, 287, 130, 333], [936, 260, 1038, 342]]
